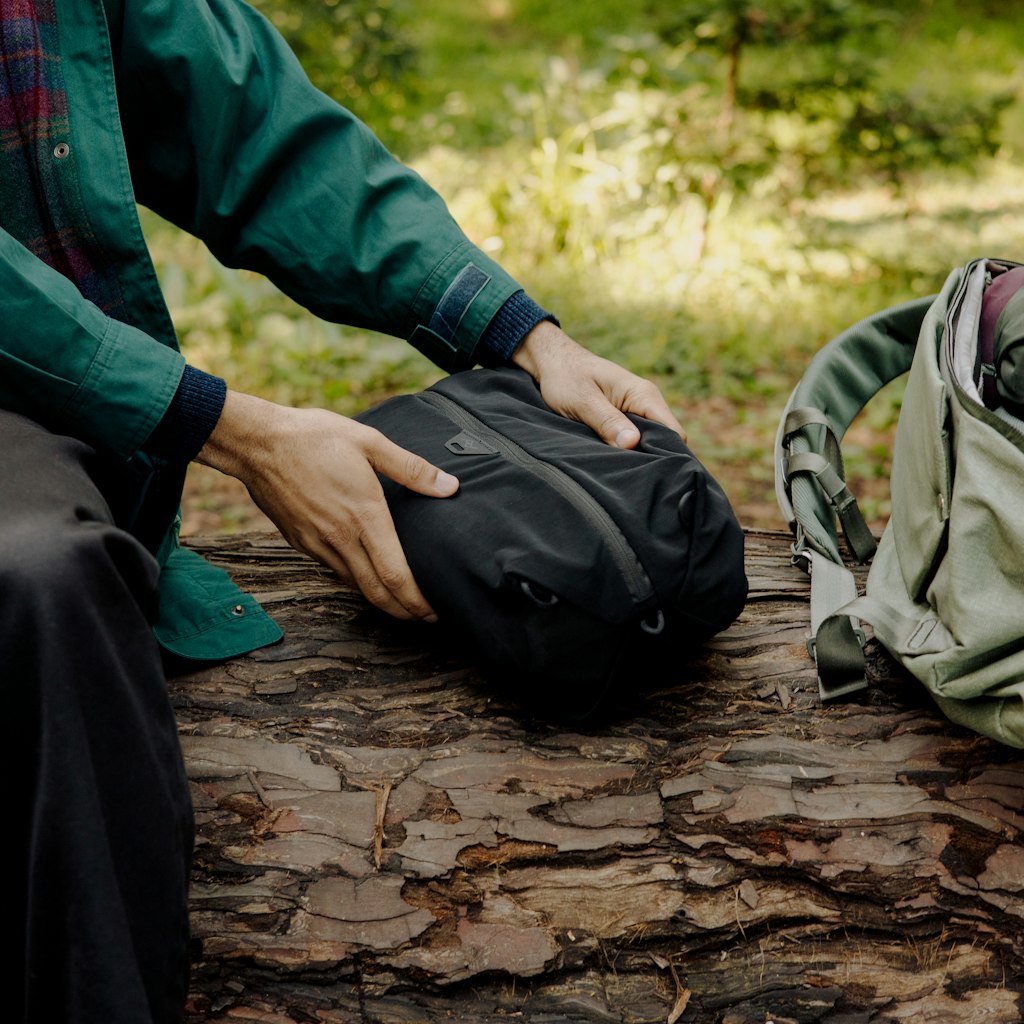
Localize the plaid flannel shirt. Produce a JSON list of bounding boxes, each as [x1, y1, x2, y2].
[[1, 0, 126, 319]]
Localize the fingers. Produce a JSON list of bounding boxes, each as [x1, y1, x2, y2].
[[615, 378, 688, 443], [313, 510, 438, 623], [264, 484, 439, 623], [556, 369, 688, 448], [591, 406, 642, 450], [367, 433, 460, 498], [300, 443, 447, 621], [286, 495, 434, 622], [578, 375, 677, 448], [334, 431, 461, 620]]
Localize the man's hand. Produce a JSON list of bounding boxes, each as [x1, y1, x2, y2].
[[512, 320, 686, 447], [197, 391, 458, 621]]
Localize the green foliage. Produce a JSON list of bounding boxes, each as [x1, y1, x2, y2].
[[651, 0, 887, 46], [833, 90, 1012, 188], [248, 0, 419, 136]]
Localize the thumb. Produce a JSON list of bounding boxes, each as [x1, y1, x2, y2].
[[610, 421, 642, 450], [367, 432, 460, 496], [586, 401, 641, 450]]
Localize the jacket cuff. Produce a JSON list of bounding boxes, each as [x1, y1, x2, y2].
[[478, 290, 560, 366], [144, 364, 227, 464]]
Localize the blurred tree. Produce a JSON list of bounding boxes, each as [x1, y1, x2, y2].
[[645, 0, 1013, 197], [649, 0, 888, 131], [832, 90, 1012, 194]]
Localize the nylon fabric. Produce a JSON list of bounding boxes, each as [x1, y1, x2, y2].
[[357, 366, 748, 719]]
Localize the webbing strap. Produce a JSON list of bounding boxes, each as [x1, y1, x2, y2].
[[775, 296, 932, 564], [775, 293, 936, 706], [783, 407, 843, 468], [815, 615, 869, 701], [786, 452, 877, 563], [806, 549, 867, 702]]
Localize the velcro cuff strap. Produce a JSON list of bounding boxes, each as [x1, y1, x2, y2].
[[428, 263, 491, 344], [411, 263, 494, 371], [409, 324, 467, 371]]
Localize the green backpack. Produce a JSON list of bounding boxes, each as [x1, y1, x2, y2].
[[776, 258, 1024, 748]]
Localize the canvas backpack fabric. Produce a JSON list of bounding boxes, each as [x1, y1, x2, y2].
[[357, 365, 748, 718], [776, 258, 1024, 748]]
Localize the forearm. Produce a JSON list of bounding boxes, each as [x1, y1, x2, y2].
[[116, 0, 526, 370]]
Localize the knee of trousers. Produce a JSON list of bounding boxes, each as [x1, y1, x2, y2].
[[0, 512, 162, 659]]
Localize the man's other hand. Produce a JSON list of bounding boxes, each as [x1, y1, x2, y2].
[[511, 320, 686, 448]]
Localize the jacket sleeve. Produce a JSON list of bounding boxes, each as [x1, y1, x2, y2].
[[111, 0, 524, 372], [0, 225, 186, 460]]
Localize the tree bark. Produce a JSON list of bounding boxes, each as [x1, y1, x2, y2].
[[173, 530, 1023, 1024]]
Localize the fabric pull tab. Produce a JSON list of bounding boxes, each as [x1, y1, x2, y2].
[[446, 431, 498, 456]]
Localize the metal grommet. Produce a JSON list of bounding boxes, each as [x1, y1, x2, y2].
[[231, 604, 246, 617], [53, 142, 71, 159]]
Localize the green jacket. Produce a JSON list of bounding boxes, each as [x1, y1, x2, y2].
[[0, 0, 525, 660]]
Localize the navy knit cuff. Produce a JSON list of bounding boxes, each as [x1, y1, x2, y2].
[[144, 364, 227, 464], [479, 290, 559, 365]]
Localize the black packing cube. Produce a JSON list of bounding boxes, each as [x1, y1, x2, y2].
[[356, 366, 747, 718]]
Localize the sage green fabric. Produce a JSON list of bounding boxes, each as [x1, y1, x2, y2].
[[867, 261, 1024, 747], [1, 0, 526, 661], [778, 259, 1024, 748]]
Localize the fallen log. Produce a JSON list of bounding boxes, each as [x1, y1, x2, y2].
[[172, 529, 1023, 1024]]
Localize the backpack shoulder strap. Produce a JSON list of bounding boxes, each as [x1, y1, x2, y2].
[[776, 296, 933, 565], [775, 295, 934, 699]]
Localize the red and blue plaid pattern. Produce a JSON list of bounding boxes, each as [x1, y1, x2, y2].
[[0, 0, 126, 318]]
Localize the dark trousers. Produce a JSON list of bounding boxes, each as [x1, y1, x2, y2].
[[5, 411, 193, 1024]]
